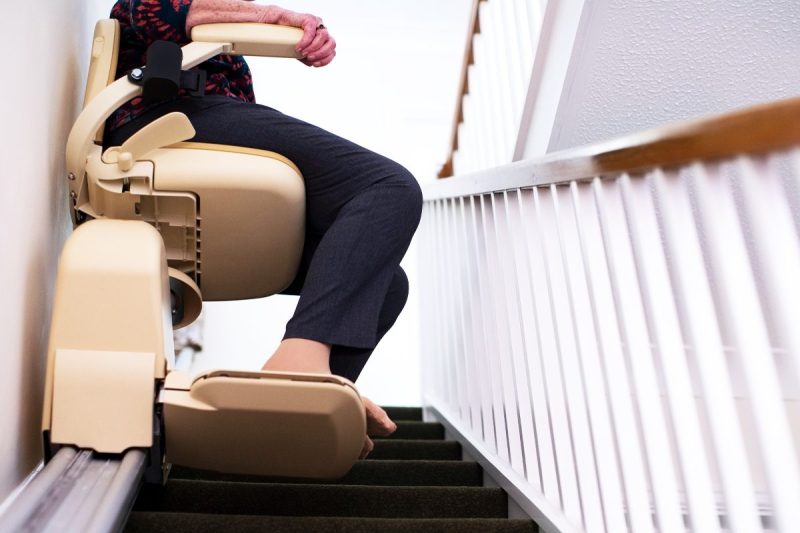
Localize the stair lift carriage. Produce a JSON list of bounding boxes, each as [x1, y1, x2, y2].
[[42, 20, 367, 483]]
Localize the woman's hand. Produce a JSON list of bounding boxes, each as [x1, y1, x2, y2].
[[267, 8, 337, 67], [278, 10, 336, 67], [186, 1, 337, 67]]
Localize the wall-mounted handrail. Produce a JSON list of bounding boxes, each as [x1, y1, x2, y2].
[[428, 96, 800, 197]]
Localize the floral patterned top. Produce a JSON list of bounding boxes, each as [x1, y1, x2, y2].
[[108, 0, 255, 132]]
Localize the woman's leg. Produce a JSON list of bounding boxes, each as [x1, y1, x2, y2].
[[170, 99, 423, 366], [328, 267, 410, 382], [261, 339, 331, 374], [108, 97, 421, 358]]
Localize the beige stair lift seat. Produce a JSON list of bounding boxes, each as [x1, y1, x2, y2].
[[81, 19, 306, 301], [43, 20, 366, 480]]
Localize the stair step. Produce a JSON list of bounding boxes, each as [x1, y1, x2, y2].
[[134, 481, 509, 519], [126, 513, 537, 532], [382, 406, 423, 421], [170, 460, 483, 487], [376, 421, 444, 440], [369, 439, 461, 460]]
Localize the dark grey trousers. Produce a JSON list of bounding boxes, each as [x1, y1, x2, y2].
[[106, 96, 423, 382]]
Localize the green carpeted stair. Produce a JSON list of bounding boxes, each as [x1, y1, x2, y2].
[[125, 407, 538, 532]]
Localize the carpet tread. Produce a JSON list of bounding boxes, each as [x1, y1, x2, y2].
[[169, 460, 482, 486], [368, 439, 461, 460], [126, 513, 537, 532], [135, 480, 509, 518], [374, 421, 444, 440], [381, 406, 423, 421]]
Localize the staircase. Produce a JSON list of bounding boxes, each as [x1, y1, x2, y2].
[[125, 407, 538, 532]]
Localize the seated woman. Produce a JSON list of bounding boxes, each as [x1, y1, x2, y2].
[[105, 0, 423, 457]]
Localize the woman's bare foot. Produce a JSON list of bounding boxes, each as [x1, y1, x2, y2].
[[360, 435, 375, 459], [261, 338, 332, 374], [363, 396, 397, 437], [261, 341, 395, 453]]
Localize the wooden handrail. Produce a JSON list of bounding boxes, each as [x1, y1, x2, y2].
[[438, 0, 483, 179], [425, 96, 800, 198]]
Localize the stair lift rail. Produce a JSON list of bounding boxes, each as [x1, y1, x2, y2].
[[420, 97, 800, 533], [0, 448, 145, 533]]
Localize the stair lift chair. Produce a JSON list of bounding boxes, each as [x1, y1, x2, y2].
[[41, 20, 366, 482]]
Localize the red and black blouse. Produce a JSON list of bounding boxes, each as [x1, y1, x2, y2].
[[108, 0, 255, 132]]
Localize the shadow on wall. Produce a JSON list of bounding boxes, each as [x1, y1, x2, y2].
[[0, 0, 107, 503]]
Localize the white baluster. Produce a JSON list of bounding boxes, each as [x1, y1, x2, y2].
[[480, 1, 513, 164], [461, 94, 475, 174], [593, 177, 685, 532], [620, 173, 720, 532], [458, 196, 493, 443], [512, 0, 535, 82], [573, 179, 654, 533], [521, 187, 581, 515], [650, 168, 762, 533], [471, 194, 510, 459], [688, 161, 800, 533], [491, 191, 542, 479], [562, 181, 629, 533], [543, 184, 607, 532], [447, 197, 473, 425], [497, 0, 525, 125], [481, 194, 525, 471]]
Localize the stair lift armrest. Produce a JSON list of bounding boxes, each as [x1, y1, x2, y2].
[[190, 23, 304, 58]]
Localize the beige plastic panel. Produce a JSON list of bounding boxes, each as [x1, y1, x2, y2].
[[148, 144, 305, 301], [191, 23, 303, 58], [42, 220, 173, 442], [84, 147, 202, 285], [162, 370, 366, 479], [50, 349, 156, 453], [83, 19, 120, 144]]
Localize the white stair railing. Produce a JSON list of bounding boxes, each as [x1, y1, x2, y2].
[[420, 99, 800, 533], [443, 0, 546, 178]]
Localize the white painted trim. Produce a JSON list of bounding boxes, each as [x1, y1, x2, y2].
[[513, 0, 588, 160], [423, 159, 541, 201]]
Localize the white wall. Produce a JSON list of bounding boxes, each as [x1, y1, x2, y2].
[[545, 0, 800, 153], [0, 0, 109, 505]]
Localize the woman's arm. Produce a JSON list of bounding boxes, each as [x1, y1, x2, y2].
[[186, 0, 336, 66]]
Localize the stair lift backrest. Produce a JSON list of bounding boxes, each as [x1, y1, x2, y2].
[[81, 19, 306, 303], [84, 19, 120, 143]]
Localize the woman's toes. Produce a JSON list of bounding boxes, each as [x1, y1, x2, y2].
[[360, 436, 374, 459], [363, 396, 397, 437]]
